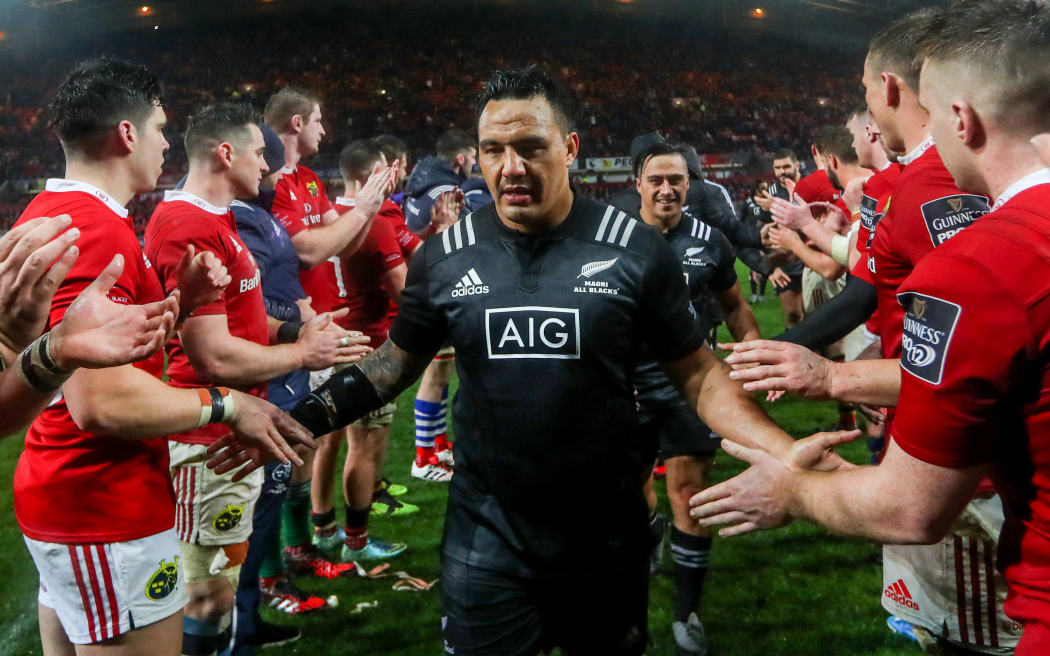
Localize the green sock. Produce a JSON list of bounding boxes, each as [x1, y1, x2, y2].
[[259, 523, 285, 578], [280, 480, 313, 549]]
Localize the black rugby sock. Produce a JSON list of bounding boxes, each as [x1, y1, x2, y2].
[[670, 527, 712, 623]]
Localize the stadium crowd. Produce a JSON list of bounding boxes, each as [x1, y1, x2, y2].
[[3, 1, 1050, 655]]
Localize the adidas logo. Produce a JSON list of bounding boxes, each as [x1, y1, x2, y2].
[[452, 268, 489, 298], [884, 579, 920, 611]]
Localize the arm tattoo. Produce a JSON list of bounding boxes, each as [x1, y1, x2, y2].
[[358, 340, 434, 401]]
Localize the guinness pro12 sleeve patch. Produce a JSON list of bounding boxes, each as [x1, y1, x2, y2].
[[919, 194, 989, 247], [896, 292, 961, 385]]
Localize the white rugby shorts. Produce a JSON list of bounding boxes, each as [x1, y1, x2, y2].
[[169, 441, 263, 546], [25, 528, 186, 644]]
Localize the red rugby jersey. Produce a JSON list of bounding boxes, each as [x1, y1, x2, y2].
[[866, 141, 989, 361], [850, 162, 902, 334], [13, 179, 173, 543], [272, 165, 339, 313], [332, 197, 405, 345], [145, 190, 269, 445], [892, 175, 1050, 640], [794, 169, 849, 214]]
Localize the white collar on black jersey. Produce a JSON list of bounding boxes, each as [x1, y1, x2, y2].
[[898, 136, 935, 167], [45, 178, 129, 218], [164, 189, 229, 215], [993, 168, 1050, 210], [334, 196, 356, 207]]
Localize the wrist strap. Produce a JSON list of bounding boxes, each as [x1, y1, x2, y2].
[[17, 332, 73, 393], [196, 387, 235, 428], [277, 321, 303, 344]]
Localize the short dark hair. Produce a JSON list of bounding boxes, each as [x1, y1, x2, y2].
[[474, 65, 576, 136], [812, 125, 844, 156], [924, 0, 1050, 135], [772, 148, 797, 163], [867, 7, 946, 92], [263, 87, 319, 132], [184, 102, 259, 162], [372, 134, 408, 165], [339, 139, 384, 183], [850, 103, 870, 121], [47, 58, 164, 155], [819, 125, 859, 165], [435, 129, 475, 162], [633, 141, 689, 178]]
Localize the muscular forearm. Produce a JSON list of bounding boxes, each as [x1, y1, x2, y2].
[[788, 244, 846, 280], [293, 208, 375, 267], [186, 334, 304, 386], [798, 219, 838, 257], [357, 338, 432, 402], [724, 306, 760, 343], [63, 366, 213, 439], [0, 368, 57, 436], [827, 359, 901, 407], [671, 352, 794, 457]]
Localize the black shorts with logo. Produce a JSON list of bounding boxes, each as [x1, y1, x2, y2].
[[639, 402, 720, 460], [441, 494, 649, 656]]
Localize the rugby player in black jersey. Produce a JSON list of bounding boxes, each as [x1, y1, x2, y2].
[[630, 141, 760, 655], [286, 66, 856, 656]]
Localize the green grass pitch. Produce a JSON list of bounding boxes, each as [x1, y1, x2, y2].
[[0, 260, 920, 655]]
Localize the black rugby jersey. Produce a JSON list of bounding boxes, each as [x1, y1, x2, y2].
[[631, 213, 736, 417], [390, 194, 703, 569]]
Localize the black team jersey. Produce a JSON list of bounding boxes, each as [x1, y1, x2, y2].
[[389, 194, 703, 571], [632, 214, 736, 418], [763, 179, 804, 277]]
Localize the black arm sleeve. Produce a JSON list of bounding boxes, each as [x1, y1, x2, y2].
[[736, 246, 773, 276], [775, 274, 878, 349], [698, 184, 763, 248], [387, 245, 449, 354], [638, 233, 706, 361], [264, 297, 300, 322]]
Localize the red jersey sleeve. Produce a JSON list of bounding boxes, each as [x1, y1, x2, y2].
[[149, 212, 234, 317], [372, 218, 405, 272], [272, 178, 306, 237], [891, 252, 1028, 468]]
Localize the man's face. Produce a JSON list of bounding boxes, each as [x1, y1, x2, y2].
[[772, 157, 799, 184], [298, 104, 325, 157], [863, 55, 905, 153], [637, 153, 689, 225], [919, 60, 981, 193], [129, 104, 169, 193], [478, 96, 578, 229], [458, 148, 478, 176], [846, 114, 874, 170], [230, 124, 268, 199]]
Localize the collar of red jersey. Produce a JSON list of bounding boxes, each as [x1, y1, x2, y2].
[[897, 137, 935, 167], [163, 189, 229, 215], [993, 168, 1050, 210], [334, 196, 356, 207], [45, 178, 129, 218], [280, 166, 296, 175]]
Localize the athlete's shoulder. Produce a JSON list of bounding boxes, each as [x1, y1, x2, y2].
[[422, 203, 494, 263], [573, 196, 655, 256]]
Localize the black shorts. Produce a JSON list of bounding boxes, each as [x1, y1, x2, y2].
[[441, 508, 649, 656], [775, 271, 804, 294], [638, 403, 720, 459]]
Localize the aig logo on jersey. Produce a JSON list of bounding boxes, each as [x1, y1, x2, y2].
[[897, 292, 961, 385], [485, 307, 580, 359], [920, 194, 989, 247]]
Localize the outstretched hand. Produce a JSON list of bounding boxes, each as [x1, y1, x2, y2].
[[0, 214, 80, 351], [719, 340, 835, 400], [689, 430, 860, 537], [50, 254, 179, 369]]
